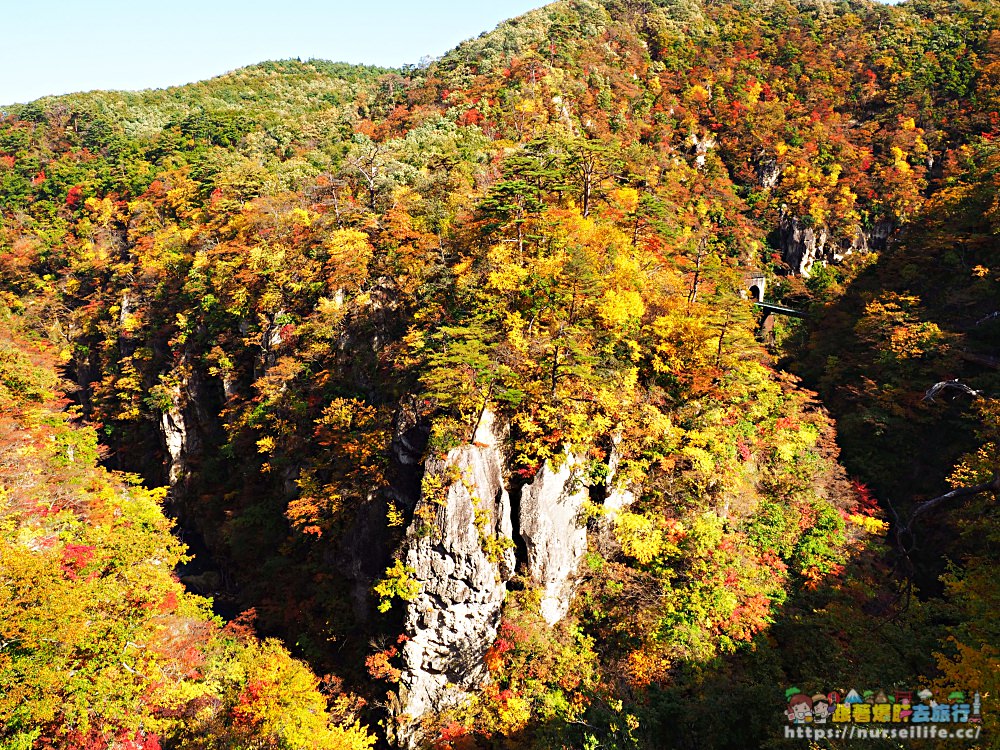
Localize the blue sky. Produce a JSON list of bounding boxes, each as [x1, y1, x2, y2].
[[1, 1, 546, 104]]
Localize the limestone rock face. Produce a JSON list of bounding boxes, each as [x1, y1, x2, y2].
[[519, 455, 589, 625], [757, 156, 782, 189], [158, 357, 204, 488], [397, 411, 515, 741], [160, 402, 191, 486], [779, 214, 831, 277], [688, 130, 717, 168], [779, 213, 896, 277], [394, 413, 611, 745], [389, 395, 432, 517], [604, 436, 638, 513], [256, 309, 287, 379], [859, 218, 895, 253]]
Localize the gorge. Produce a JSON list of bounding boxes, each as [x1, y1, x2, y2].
[[1, 0, 999, 748]]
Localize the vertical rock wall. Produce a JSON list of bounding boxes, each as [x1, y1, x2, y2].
[[158, 356, 203, 488], [779, 213, 896, 277], [518, 454, 589, 625], [604, 435, 639, 512], [779, 214, 831, 277], [397, 411, 515, 737], [394, 414, 628, 745]]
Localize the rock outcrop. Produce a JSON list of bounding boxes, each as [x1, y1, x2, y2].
[[394, 413, 635, 744], [397, 411, 515, 740], [159, 357, 204, 488], [519, 454, 589, 625], [778, 214, 831, 277], [160, 398, 192, 486], [688, 130, 717, 168], [757, 155, 782, 189], [779, 212, 896, 276], [604, 435, 639, 512]]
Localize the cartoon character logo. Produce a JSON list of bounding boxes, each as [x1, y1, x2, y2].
[[786, 693, 813, 724], [811, 694, 831, 724]]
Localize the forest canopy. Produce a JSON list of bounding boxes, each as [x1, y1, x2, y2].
[[1, 0, 999, 748]]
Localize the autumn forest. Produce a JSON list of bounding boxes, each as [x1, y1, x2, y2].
[[1, 0, 998, 748]]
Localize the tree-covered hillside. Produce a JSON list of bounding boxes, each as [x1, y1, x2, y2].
[[1, 0, 998, 748], [0, 314, 375, 749]]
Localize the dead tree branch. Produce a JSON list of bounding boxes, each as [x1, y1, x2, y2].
[[922, 379, 982, 402]]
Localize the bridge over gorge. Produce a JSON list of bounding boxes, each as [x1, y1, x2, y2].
[[755, 301, 808, 319], [743, 270, 807, 337]]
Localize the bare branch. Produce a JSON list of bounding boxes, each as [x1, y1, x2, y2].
[[922, 379, 982, 403], [975, 311, 1000, 326], [909, 474, 1000, 523], [896, 474, 1000, 558]]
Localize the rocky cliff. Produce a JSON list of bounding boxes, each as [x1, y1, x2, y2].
[[778, 212, 896, 276], [519, 453, 589, 626], [393, 412, 596, 745], [396, 410, 515, 732]]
